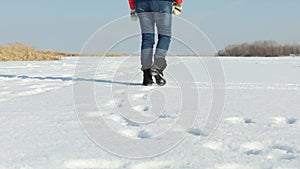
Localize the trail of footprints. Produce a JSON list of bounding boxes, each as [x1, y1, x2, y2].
[[224, 116, 298, 125], [106, 88, 178, 139], [109, 89, 299, 138], [106, 89, 299, 162], [238, 142, 298, 161]]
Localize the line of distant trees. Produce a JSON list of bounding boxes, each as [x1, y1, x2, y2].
[[218, 41, 300, 57]]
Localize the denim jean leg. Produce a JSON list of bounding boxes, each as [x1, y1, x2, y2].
[[136, 11, 155, 70], [154, 11, 172, 71], [141, 33, 155, 70]]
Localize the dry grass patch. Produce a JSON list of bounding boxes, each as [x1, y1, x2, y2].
[[0, 43, 130, 61], [0, 43, 66, 61]]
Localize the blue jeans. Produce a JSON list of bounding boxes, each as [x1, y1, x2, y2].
[[135, 0, 173, 71]]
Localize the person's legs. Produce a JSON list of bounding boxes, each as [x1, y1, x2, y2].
[[135, 0, 172, 86]]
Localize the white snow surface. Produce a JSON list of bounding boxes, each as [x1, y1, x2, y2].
[[0, 56, 299, 169]]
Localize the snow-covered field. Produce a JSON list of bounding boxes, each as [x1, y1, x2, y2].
[[0, 56, 299, 169]]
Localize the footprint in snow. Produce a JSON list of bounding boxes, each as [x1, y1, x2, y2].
[[224, 117, 255, 125], [131, 93, 149, 101], [142, 94, 148, 100], [188, 128, 202, 136], [125, 119, 140, 127], [117, 103, 123, 108], [133, 105, 151, 112], [268, 144, 298, 160], [137, 130, 151, 139], [271, 117, 298, 125], [286, 118, 297, 125], [117, 99, 126, 108], [244, 118, 255, 124], [143, 106, 150, 111], [159, 114, 176, 119], [271, 144, 294, 154], [240, 142, 264, 155]]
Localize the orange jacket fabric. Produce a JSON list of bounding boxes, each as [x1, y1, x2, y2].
[[128, 0, 183, 10]]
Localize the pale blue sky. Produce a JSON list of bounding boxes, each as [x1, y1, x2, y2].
[[1, 0, 300, 53]]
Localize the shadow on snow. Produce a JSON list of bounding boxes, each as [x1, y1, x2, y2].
[[0, 74, 142, 86]]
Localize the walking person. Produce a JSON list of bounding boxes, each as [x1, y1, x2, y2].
[[128, 0, 183, 86]]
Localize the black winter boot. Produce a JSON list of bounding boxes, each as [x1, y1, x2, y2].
[[142, 69, 153, 86], [151, 68, 166, 86]]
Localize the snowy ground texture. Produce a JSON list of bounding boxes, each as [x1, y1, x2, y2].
[[0, 56, 300, 169]]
